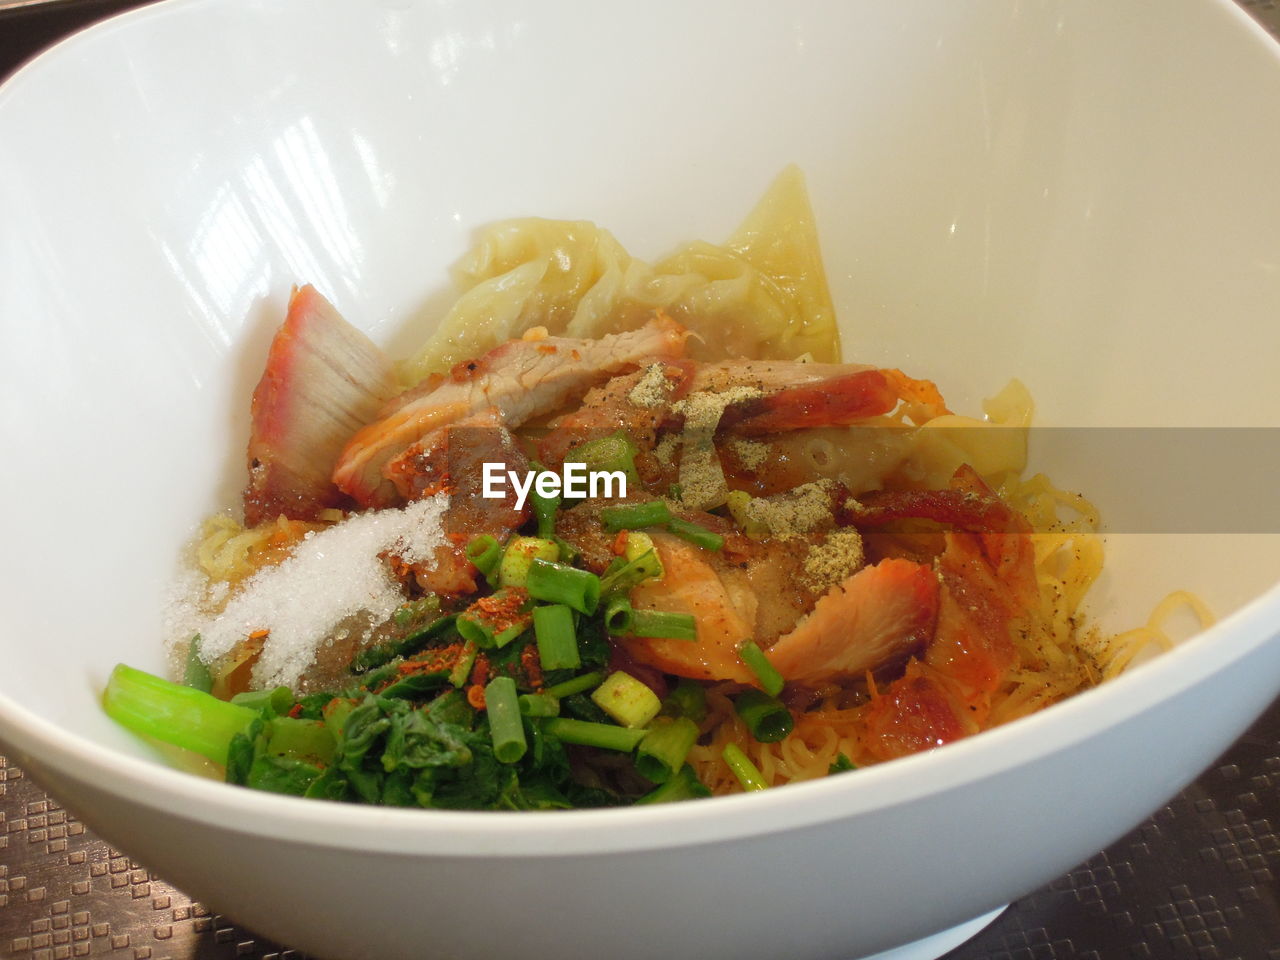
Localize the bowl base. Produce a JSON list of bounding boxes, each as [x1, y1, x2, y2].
[[859, 905, 1006, 960]]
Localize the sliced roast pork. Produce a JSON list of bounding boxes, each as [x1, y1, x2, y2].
[[243, 285, 397, 526], [333, 315, 689, 507]]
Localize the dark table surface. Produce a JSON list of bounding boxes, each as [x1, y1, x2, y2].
[[2, 2, 1279, 958]]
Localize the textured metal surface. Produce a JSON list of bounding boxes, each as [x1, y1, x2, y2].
[[2, 2, 1280, 958]]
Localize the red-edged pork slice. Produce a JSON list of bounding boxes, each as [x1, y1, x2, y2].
[[688, 359, 871, 393], [333, 315, 689, 507], [687, 361, 940, 434], [765, 558, 939, 683], [717, 369, 899, 434], [534, 360, 695, 478], [243, 285, 396, 526]]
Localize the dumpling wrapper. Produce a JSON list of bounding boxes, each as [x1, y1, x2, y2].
[[401, 165, 841, 382]]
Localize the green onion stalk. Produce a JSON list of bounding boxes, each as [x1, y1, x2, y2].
[[600, 500, 673, 533], [635, 716, 700, 783], [734, 689, 794, 743], [532, 603, 580, 671], [485, 676, 527, 763], [544, 718, 648, 752], [525, 559, 600, 615], [104, 664, 258, 764]]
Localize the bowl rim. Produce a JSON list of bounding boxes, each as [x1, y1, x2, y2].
[[1, 0, 1279, 859]]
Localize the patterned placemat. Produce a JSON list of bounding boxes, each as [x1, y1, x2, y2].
[[2, 2, 1279, 958]]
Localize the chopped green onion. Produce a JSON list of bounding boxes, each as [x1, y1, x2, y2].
[[591, 671, 662, 729], [598, 549, 664, 597], [456, 588, 532, 649], [465, 535, 503, 579], [456, 613, 528, 649], [448, 640, 478, 689], [103, 664, 258, 764], [666, 517, 725, 551], [544, 718, 648, 752], [738, 641, 784, 697], [529, 461, 562, 538], [630, 609, 697, 641], [525, 558, 600, 615], [635, 764, 712, 804], [544, 671, 604, 699], [533, 603, 580, 671], [602, 595, 635, 635], [565, 431, 641, 485], [184, 636, 212, 693], [600, 500, 673, 533], [635, 716, 699, 783], [485, 676, 527, 763], [498, 536, 559, 588], [734, 689, 794, 743], [663, 679, 707, 723], [722, 743, 768, 791], [517, 693, 560, 717]]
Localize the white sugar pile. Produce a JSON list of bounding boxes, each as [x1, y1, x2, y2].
[[189, 495, 448, 690]]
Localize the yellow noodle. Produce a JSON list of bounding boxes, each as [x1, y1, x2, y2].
[[195, 514, 329, 587], [689, 464, 1212, 794]]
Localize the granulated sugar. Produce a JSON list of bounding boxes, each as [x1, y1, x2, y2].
[[186, 496, 448, 690]]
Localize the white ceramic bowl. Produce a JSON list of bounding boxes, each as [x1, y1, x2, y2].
[[2, 1, 1279, 958]]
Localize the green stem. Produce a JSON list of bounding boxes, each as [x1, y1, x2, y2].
[[544, 718, 647, 752], [738, 641, 785, 697], [525, 559, 601, 615], [103, 664, 257, 764], [466, 535, 503, 580], [598, 549, 663, 597], [635, 716, 699, 783], [734, 689, 794, 743], [543, 671, 604, 699], [635, 764, 712, 804], [485, 676, 527, 763], [533, 603, 580, 671], [665, 517, 725, 552], [600, 500, 673, 533], [517, 693, 560, 717], [722, 743, 768, 791], [630, 609, 696, 641]]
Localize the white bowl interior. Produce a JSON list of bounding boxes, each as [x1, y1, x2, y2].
[[1, 0, 1279, 768]]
